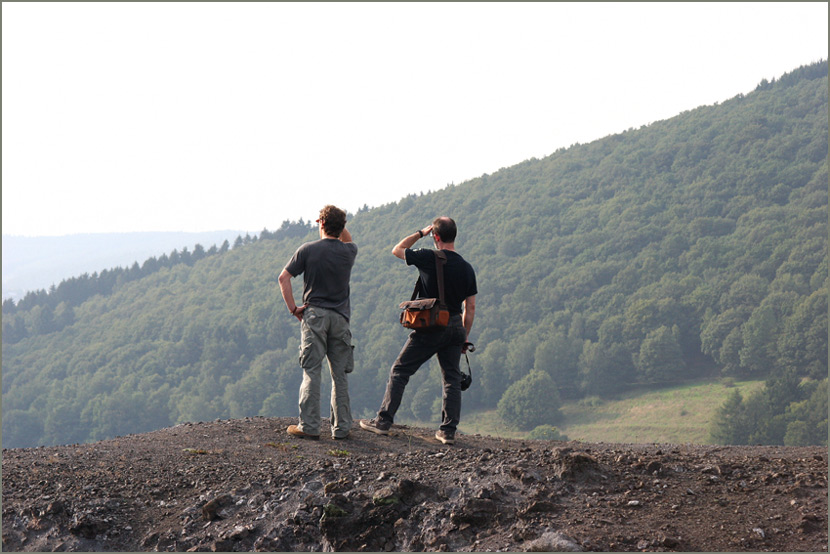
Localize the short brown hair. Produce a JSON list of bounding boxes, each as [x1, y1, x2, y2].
[[319, 205, 347, 237], [432, 216, 457, 243]]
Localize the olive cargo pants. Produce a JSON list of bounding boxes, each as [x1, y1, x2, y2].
[[297, 306, 354, 438]]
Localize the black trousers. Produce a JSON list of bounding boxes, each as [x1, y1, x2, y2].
[[377, 315, 467, 432]]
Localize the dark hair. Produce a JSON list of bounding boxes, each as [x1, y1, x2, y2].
[[432, 216, 457, 243], [319, 205, 347, 237]]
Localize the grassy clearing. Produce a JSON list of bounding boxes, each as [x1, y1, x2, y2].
[[455, 379, 766, 445]]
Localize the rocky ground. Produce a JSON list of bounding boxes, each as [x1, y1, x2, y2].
[[2, 416, 827, 552]]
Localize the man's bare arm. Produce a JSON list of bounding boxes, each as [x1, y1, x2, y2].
[[278, 268, 304, 320], [392, 224, 433, 259], [462, 295, 476, 339]]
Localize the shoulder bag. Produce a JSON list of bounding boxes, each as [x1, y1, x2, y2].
[[399, 250, 450, 330]]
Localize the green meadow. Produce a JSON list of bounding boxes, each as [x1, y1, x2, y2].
[[455, 379, 766, 445]]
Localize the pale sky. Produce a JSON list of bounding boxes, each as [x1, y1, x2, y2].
[[2, 2, 827, 237]]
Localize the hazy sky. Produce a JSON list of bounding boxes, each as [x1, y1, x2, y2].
[[2, 2, 827, 237]]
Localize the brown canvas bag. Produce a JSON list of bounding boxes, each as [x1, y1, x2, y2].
[[399, 250, 450, 330]]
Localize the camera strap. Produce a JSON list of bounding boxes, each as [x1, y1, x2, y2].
[[463, 341, 474, 378]]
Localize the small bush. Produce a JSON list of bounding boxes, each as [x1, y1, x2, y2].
[[497, 370, 562, 430], [720, 377, 736, 388], [578, 395, 603, 408], [527, 424, 569, 441]]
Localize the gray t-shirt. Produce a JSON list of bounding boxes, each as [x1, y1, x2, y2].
[[284, 238, 358, 320]]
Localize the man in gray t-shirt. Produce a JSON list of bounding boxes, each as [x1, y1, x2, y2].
[[278, 205, 357, 440]]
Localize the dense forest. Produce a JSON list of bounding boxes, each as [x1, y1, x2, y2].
[[3, 61, 827, 449]]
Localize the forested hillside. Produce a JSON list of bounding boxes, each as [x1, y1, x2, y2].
[[3, 62, 827, 449]]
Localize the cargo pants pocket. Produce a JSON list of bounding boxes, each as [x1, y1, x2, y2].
[[344, 336, 355, 374], [299, 309, 325, 370]]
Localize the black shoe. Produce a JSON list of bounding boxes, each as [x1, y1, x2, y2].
[[435, 430, 455, 445], [360, 418, 391, 435], [333, 433, 350, 440]]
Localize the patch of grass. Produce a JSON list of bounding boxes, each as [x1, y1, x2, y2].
[[372, 495, 400, 506], [457, 379, 766, 445], [327, 449, 350, 457], [182, 448, 210, 455], [265, 441, 297, 452], [558, 379, 765, 444], [322, 503, 348, 518], [456, 410, 525, 440]]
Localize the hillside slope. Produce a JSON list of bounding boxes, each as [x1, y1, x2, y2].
[[2, 419, 827, 552], [2, 61, 827, 449]]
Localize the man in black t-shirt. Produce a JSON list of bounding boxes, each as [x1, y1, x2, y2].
[[360, 216, 477, 445], [279, 205, 357, 440]]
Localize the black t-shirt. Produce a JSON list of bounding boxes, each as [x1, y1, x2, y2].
[[285, 238, 358, 319], [405, 248, 477, 315]]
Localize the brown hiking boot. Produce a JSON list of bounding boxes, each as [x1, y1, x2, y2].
[[435, 430, 455, 445], [287, 425, 320, 440]]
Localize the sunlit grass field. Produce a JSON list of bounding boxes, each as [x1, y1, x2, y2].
[[453, 379, 766, 445]]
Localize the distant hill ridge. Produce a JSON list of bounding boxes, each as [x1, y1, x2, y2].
[[2, 222, 313, 312], [2, 231, 245, 302], [2, 61, 826, 450]]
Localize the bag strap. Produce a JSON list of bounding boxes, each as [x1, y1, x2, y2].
[[434, 250, 447, 307], [409, 250, 447, 304]]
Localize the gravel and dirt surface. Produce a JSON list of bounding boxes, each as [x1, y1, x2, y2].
[[2, 416, 827, 552]]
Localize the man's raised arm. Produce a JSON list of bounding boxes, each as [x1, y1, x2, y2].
[[392, 224, 433, 259]]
